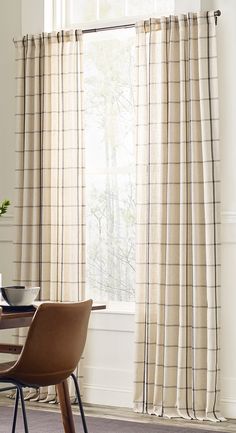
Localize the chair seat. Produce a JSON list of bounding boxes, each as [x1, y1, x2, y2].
[[0, 361, 16, 374]]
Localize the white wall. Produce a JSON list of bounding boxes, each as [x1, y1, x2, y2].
[[21, 0, 44, 34], [83, 311, 134, 407], [0, 0, 21, 285], [0, 0, 236, 417], [0, 0, 22, 358]]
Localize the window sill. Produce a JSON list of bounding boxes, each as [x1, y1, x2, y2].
[[93, 301, 135, 315]]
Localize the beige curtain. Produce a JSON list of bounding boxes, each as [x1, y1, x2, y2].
[[134, 12, 223, 421], [13, 30, 85, 402]]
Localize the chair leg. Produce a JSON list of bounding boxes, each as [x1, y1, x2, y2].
[[11, 388, 19, 433], [71, 373, 88, 433], [18, 386, 29, 433]]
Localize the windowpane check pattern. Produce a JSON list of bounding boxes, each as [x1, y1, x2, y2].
[[14, 31, 85, 402], [134, 12, 223, 421], [14, 31, 84, 302]]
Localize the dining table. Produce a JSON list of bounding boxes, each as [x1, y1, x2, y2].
[[0, 302, 106, 433]]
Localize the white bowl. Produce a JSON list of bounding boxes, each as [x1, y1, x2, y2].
[[0, 286, 40, 306]]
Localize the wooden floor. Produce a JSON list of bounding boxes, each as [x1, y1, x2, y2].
[[85, 405, 236, 432], [0, 396, 235, 432]]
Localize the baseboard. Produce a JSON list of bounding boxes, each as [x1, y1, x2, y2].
[[83, 387, 236, 416], [83, 383, 133, 408], [220, 398, 236, 419]]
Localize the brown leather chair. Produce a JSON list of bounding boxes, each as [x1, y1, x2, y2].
[[0, 300, 93, 433]]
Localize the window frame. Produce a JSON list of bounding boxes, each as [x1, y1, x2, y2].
[[52, 0, 176, 31]]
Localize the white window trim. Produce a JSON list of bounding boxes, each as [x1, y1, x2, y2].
[[50, 0, 203, 32], [21, 0, 203, 35], [51, 0, 177, 32], [96, 301, 135, 315]]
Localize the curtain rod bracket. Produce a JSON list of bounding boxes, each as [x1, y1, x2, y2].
[[214, 10, 221, 25]]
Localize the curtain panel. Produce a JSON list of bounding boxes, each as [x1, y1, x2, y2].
[[134, 12, 222, 421], [13, 30, 85, 402]]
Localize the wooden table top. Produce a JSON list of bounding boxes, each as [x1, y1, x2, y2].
[[0, 302, 106, 329]]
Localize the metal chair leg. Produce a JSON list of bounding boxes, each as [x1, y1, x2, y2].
[[11, 388, 19, 433], [18, 386, 29, 433], [71, 373, 88, 433]]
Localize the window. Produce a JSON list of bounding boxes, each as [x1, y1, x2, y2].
[[66, 0, 157, 24], [53, 0, 175, 29], [84, 29, 135, 302], [51, 0, 174, 303]]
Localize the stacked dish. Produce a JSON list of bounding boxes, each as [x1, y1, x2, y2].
[[0, 286, 40, 306]]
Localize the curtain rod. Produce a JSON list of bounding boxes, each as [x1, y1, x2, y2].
[[82, 9, 221, 34]]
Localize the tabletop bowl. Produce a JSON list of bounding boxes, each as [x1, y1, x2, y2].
[[0, 286, 40, 306]]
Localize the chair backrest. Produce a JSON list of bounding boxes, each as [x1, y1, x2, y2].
[[7, 300, 92, 386]]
